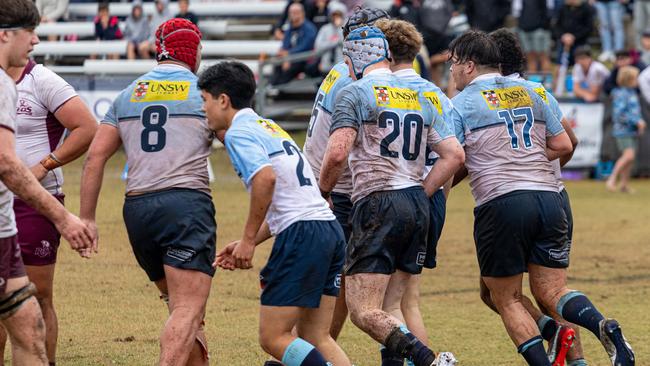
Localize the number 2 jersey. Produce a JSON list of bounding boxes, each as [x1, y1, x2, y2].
[[452, 74, 565, 206], [224, 108, 334, 235], [331, 68, 454, 203], [102, 64, 213, 195]]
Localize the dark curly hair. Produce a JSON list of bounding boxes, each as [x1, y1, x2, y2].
[[489, 28, 526, 78], [448, 30, 500, 70]]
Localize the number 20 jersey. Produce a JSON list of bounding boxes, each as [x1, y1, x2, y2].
[[101, 64, 213, 195], [331, 69, 454, 203], [451, 74, 565, 206], [224, 108, 334, 235]]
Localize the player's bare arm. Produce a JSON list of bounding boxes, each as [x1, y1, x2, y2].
[[319, 127, 356, 194], [230, 166, 275, 270], [31, 96, 97, 181], [0, 128, 92, 250], [423, 138, 465, 197], [546, 131, 573, 162], [559, 118, 579, 167], [79, 124, 122, 253]]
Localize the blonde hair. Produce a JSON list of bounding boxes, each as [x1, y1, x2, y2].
[[375, 19, 423, 64], [617, 65, 640, 88]]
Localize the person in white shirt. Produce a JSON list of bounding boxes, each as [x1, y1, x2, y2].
[[0, 60, 97, 366], [572, 46, 611, 102]]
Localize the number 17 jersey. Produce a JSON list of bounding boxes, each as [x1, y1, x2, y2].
[[452, 74, 564, 206], [101, 64, 213, 195], [331, 69, 454, 203]]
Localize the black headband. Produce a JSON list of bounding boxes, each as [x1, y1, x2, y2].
[[0, 22, 37, 30]]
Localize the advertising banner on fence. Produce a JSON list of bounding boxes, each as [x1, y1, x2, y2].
[[558, 102, 604, 168], [77, 91, 119, 121]]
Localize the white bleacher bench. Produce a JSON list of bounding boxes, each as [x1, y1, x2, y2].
[[67, 2, 285, 19], [80, 59, 273, 76], [36, 20, 272, 38], [34, 40, 128, 56], [32, 40, 280, 57]]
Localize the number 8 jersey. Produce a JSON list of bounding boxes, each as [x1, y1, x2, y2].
[[101, 64, 213, 195], [331, 69, 454, 203], [224, 108, 334, 235], [451, 74, 565, 206]]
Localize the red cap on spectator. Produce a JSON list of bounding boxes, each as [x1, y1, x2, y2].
[[155, 18, 202, 72]]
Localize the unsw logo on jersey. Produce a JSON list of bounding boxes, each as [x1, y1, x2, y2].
[[423, 91, 443, 115], [533, 87, 549, 104], [320, 68, 341, 94], [481, 86, 533, 110], [130, 80, 191, 102], [256, 119, 291, 139], [373, 86, 421, 110]]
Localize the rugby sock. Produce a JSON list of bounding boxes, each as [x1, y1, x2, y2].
[[556, 291, 605, 338], [517, 336, 551, 366], [263, 361, 284, 366], [568, 359, 589, 366], [281, 338, 328, 366], [380, 345, 403, 366], [384, 324, 435, 366], [537, 315, 559, 341]]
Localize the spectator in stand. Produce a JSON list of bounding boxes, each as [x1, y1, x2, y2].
[[640, 29, 650, 66], [606, 66, 647, 192], [389, 0, 421, 28], [36, 0, 69, 24], [124, 1, 151, 60], [94, 2, 122, 60], [604, 50, 646, 94], [273, 0, 314, 40], [311, 0, 331, 30], [513, 0, 553, 72], [552, 0, 594, 66], [634, 0, 650, 48], [572, 47, 610, 102], [270, 3, 317, 85], [36, 0, 70, 41], [464, 0, 511, 32], [591, 0, 626, 63], [140, 0, 173, 56], [310, 1, 346, 76], [175, 0, 198, 25], [419, 0, 455, 84], [639, 59, 650, 104]]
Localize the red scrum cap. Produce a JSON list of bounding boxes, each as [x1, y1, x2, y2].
[[155, 18, 202, 72]]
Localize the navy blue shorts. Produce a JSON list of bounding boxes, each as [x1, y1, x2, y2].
[[123, 189, 217, 282], [346, 187, 430, 275], [331, 192, 353, 241], [560, 188, 573, 245], [260, 220, 345, 308], [424, 189, 446, 269], [473, 190, 569, 277]]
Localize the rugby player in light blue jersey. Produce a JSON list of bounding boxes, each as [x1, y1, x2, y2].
[[319, 26, 464, 366], [484, 28, 584, 366], [448, 30, 634, 366], [80, 19, 214, 365], [375, 19, 458, 366], [202, 61, 350, 366], [303, 7, 390, 341]]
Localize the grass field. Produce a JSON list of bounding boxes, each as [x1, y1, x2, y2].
[[5, 131, 649, 365]]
